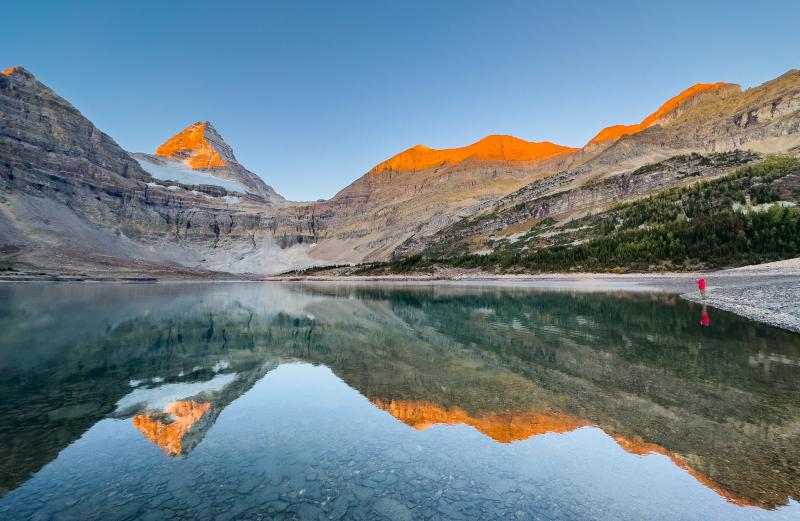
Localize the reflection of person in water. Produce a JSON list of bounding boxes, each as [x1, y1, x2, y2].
[[700, 304, 711, 327], [696, 277, 707, 299]]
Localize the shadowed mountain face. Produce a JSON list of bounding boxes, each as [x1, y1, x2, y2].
[[1, 283, 798, 515]]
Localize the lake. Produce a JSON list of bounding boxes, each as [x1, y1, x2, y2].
[[0, 282, 798, 520]]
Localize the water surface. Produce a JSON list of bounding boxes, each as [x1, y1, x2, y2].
[[1, 282, 799, 520]]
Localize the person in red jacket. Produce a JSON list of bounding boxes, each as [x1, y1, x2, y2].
[[696, 277, 707, 299]]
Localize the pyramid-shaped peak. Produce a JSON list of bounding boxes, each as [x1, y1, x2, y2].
[[155, 121, 237, 170]]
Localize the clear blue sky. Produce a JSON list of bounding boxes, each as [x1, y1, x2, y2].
[[4, 1, 799, 200]]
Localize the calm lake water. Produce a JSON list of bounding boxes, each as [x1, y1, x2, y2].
[[1, 282, 799, 521]]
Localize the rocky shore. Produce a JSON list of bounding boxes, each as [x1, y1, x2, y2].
[[679, 259, 800, 333]]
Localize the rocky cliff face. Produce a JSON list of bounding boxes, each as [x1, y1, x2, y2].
[[0, 66, 151, 192], [572, 70, 800, 172], [403, 151, 761, 258]]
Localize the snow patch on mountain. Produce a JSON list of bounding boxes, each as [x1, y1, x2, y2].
[[134, 155, 247, 193]]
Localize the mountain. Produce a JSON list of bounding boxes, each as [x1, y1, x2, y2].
[[290, 74, 800, 267], [0, 66, 314, 276], [133, 121, 285, 203], [156, 120, 233, 169], [393, 71, 800, 261]]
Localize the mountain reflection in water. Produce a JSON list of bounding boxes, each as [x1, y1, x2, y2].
[[132, 401, 211, 456], [0, 282, 798, 521]]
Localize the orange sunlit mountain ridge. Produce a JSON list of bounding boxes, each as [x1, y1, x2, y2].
[[585, 82, 740, 146], [365, 82, 738, 175], [370, 135, 579, 173], [149, 81, 740, 182]]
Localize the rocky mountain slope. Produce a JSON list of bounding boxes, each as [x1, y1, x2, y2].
[[285, 134, 579, 264], [370, 155, 799, 275]]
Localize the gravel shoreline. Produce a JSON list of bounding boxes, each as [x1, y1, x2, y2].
[[678, 259, 800, 333]]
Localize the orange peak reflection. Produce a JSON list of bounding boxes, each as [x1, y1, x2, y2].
[[371, 135, 578, 173], [155, 122, 226, 169], [377, 399, 766, 508], [132, 400, 211, 456], [587, 82, 735, 146], [612, 435, 762, 508], [373, 399, 588, 443], [2, 66, 22, 75]]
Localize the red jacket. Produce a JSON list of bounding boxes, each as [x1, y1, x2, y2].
[[697, 278, 706, 291]]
